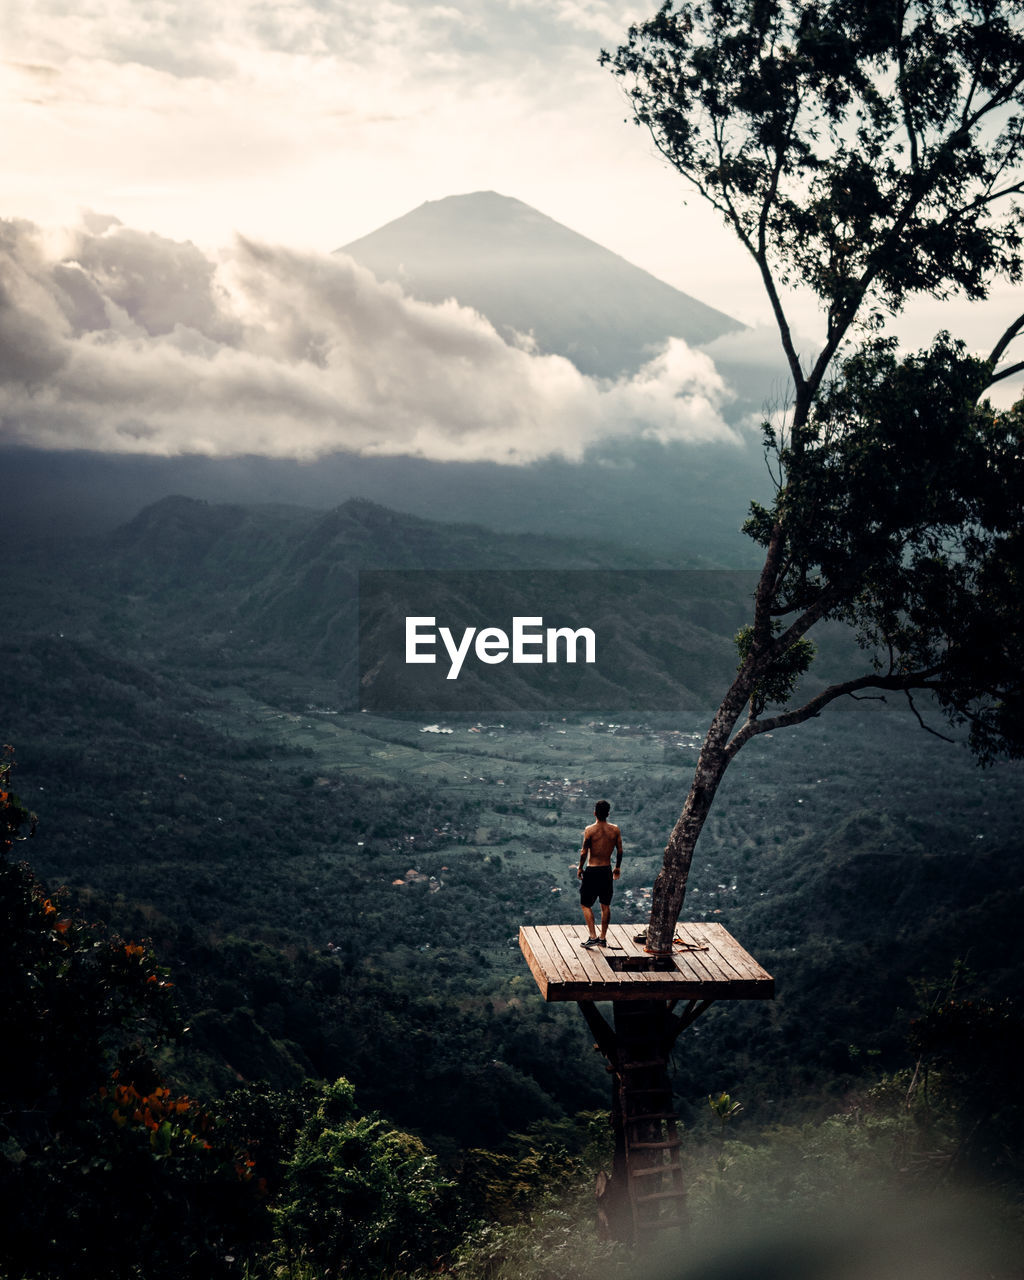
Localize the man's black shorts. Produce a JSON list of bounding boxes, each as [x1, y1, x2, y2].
[[580, 866, 614, 908]]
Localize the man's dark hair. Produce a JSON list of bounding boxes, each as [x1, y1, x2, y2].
[[595, 800, 611, 821]]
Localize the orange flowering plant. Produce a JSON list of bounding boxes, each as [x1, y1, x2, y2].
[[0, 750, 267, 1277]]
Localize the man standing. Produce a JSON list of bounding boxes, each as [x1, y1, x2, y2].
[[577, 799, 622, 949]]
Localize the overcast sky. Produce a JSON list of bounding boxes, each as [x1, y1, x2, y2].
[[5, 2, 758, 298], [3, 0, 1021, 462]]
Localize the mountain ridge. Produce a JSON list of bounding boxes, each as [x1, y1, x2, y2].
[[14, 494, 754, 711]]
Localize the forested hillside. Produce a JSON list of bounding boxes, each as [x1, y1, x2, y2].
[[4, 495, 1024, 1276]]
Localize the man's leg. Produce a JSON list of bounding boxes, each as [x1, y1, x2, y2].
[[582, 903, 597, 939], [600, 902, 610, 940]]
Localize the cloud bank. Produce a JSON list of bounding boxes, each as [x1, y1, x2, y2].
[[8, 1, 642, 92], [0, 216, 738, 464]]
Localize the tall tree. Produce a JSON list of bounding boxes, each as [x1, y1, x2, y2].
[[603, 0, 1024, 952]]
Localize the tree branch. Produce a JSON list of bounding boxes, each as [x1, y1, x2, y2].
[[751, 521, 788, 650], [637, 91, 807, 400], [754, 251, 807, 401], [987, 359, 1024, 388], [958, 65, 981, 132], [804, 182, 932, 398], [989, 311, 1024, 367], [724, 669, 944, 760], [767, 581, 844, 661], [895, 2, 920, 172], [960, 67, 1024, 136], [904, 689, 957, 744], [754, 100, 807, 398], [948, 177, 1024, 223]]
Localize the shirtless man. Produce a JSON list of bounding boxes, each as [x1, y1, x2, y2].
[[577, 799, 622, 948]]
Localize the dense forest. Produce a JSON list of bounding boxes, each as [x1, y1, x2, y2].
[[3, 496, 1024, 1277]]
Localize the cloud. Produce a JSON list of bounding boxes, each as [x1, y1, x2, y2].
[[5, 1, 645, 89], [0, 216, 738, 464], [4, 0, 743, 318]]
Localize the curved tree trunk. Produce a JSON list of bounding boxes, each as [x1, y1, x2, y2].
[[646, 680, 752, 953], [645, 517, 788, 954]]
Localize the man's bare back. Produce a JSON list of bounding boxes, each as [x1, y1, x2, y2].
[[580, 819, 622, 868]]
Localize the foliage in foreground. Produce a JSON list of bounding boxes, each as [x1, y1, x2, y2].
[[272, 1078, 459, 1277], [0, 749, 265, 1279]]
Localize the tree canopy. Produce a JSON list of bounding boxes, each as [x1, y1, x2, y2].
[[604, 0, 1024, 406], [603, 0, 1024, 950]]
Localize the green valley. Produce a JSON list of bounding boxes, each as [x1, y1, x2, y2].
[[4, 496, 1024, 1278]]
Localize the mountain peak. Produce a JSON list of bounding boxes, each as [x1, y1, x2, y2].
[[409, 191, 562, 220], [340, 193, 742, 378], [417, 190, 522, 207]]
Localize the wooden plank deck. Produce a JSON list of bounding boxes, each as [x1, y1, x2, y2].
[[519, 923, 774, 1002]]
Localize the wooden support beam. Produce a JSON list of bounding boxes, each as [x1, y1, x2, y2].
[[664, 998, 714, 1052], [577, 999, 617, 1064]]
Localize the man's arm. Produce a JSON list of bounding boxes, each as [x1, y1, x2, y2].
[[578, 829, 591, 879], [613, 828, 623, 879]]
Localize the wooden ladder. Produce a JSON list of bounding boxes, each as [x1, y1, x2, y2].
[[614, 1008, 687, 1238]]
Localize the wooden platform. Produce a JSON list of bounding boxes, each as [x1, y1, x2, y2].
[[519, 923, 774, 1002]]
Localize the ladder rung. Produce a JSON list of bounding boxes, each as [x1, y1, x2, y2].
[[625, 1111, 677, 1123], [641, 1215, 688, 1230], [627, 1138, 681, 1150], [634, 1189, 687, 1203], [630, 1164, 680, 1178]]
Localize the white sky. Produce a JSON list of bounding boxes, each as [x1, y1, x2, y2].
[[3, 0, 1022, 456], [4, 4, 701, 265]]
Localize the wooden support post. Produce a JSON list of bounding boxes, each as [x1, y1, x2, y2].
[[578, 995, 714, 1245]]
